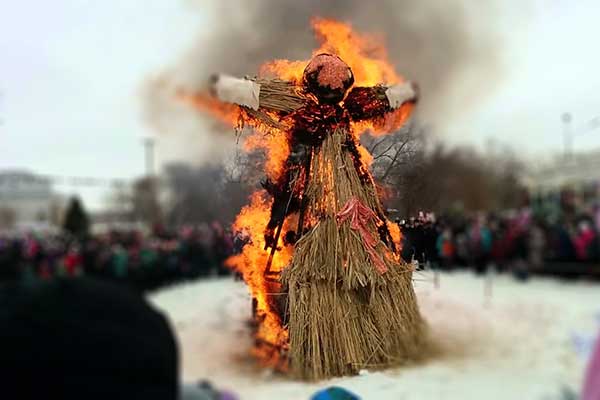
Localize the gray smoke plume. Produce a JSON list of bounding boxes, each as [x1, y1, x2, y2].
[[144, 0, 520, 165]]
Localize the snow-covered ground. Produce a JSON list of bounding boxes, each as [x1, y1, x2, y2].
[[150, 271, 600, 400]]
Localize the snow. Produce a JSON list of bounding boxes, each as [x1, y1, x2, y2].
[[149, 271, 600, 400]]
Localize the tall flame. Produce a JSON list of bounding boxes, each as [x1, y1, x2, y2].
[[261, 18, 412, 138], [226, 191, 293, 365], [184, 18, 414, 367], [261, 18, 402, 86]]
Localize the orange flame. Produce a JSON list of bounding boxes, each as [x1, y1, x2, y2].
[[178, 91, 241, 126], [261, 18, 402, 87], [226, 191, 292, 364], [387, 219, 403, 252], [184, 17, 415, 366], [244, 132, 290, 181], [352, 102, 415, 138], [260, 18, 413, 140]]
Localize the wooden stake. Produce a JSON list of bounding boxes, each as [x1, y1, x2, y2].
[[265, 170, 301, 281], [484, 264, 494, 308], [295, 148, 313, 239]]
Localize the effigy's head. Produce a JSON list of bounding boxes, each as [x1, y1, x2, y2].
[[303, 53, 354, 104]]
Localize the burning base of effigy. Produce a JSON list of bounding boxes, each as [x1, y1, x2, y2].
[[282, 128, 426, 379], [181, 18, 429, 380]]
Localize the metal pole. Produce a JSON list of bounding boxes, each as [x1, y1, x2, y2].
[[0, 91, 4, 126], [141, 137, 159, 229], [562, 112, 572, 160], [143, 137, 156, 177]]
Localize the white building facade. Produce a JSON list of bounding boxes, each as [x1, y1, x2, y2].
[[0, 170, 61, 231]]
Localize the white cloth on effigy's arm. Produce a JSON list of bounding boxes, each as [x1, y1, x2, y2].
[[214, 74, 261, 110], [385, 82, 416, 109]]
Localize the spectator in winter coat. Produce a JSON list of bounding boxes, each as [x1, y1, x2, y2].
[[467, 215, 492, 274], [436, 228, 455, 269], [0, 278, 179, 400], [582, 331, 600, 400], [63, 245, 82, 277], [111, 244, 128, 278], [574, 220, 596, 261]]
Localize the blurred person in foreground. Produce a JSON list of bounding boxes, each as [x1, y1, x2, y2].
[[0, 277, 178, 400], [583, 331, 600, 400]]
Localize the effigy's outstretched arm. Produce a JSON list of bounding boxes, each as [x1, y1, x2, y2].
[[211, 74, 307, 115], [345, 81, 418, 122], [210, 74, 261, 110]]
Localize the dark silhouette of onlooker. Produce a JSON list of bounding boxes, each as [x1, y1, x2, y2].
[[0, 278, 179, 400]]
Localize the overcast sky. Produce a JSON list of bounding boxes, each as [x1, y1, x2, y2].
[[449, 0, 600, 158], [1, 0, 600, 209]]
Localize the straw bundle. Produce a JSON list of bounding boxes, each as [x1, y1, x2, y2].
[[281, 128, 427, 380], [254, 78, 307, 114]]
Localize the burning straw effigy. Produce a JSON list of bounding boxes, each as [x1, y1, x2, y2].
[[182, 18, 428, 380]]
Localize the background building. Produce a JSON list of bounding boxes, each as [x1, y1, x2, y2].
[[0, 170, 63, 232]]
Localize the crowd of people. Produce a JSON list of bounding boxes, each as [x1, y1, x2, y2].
[[0, 222, 239, 292], [1, 205, 599, 398], [4, 188, 600, 290], [400, 193, 600, 279]]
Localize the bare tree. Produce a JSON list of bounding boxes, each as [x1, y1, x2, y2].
[[362, 123, 424, 186], [164, 162, 253, 227], [364, 123, 526, 217]]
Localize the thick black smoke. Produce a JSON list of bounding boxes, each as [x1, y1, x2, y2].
[[144, 0, 512, 163]]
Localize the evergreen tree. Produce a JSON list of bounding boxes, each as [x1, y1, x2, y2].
[[63, 197, 90, 238]]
